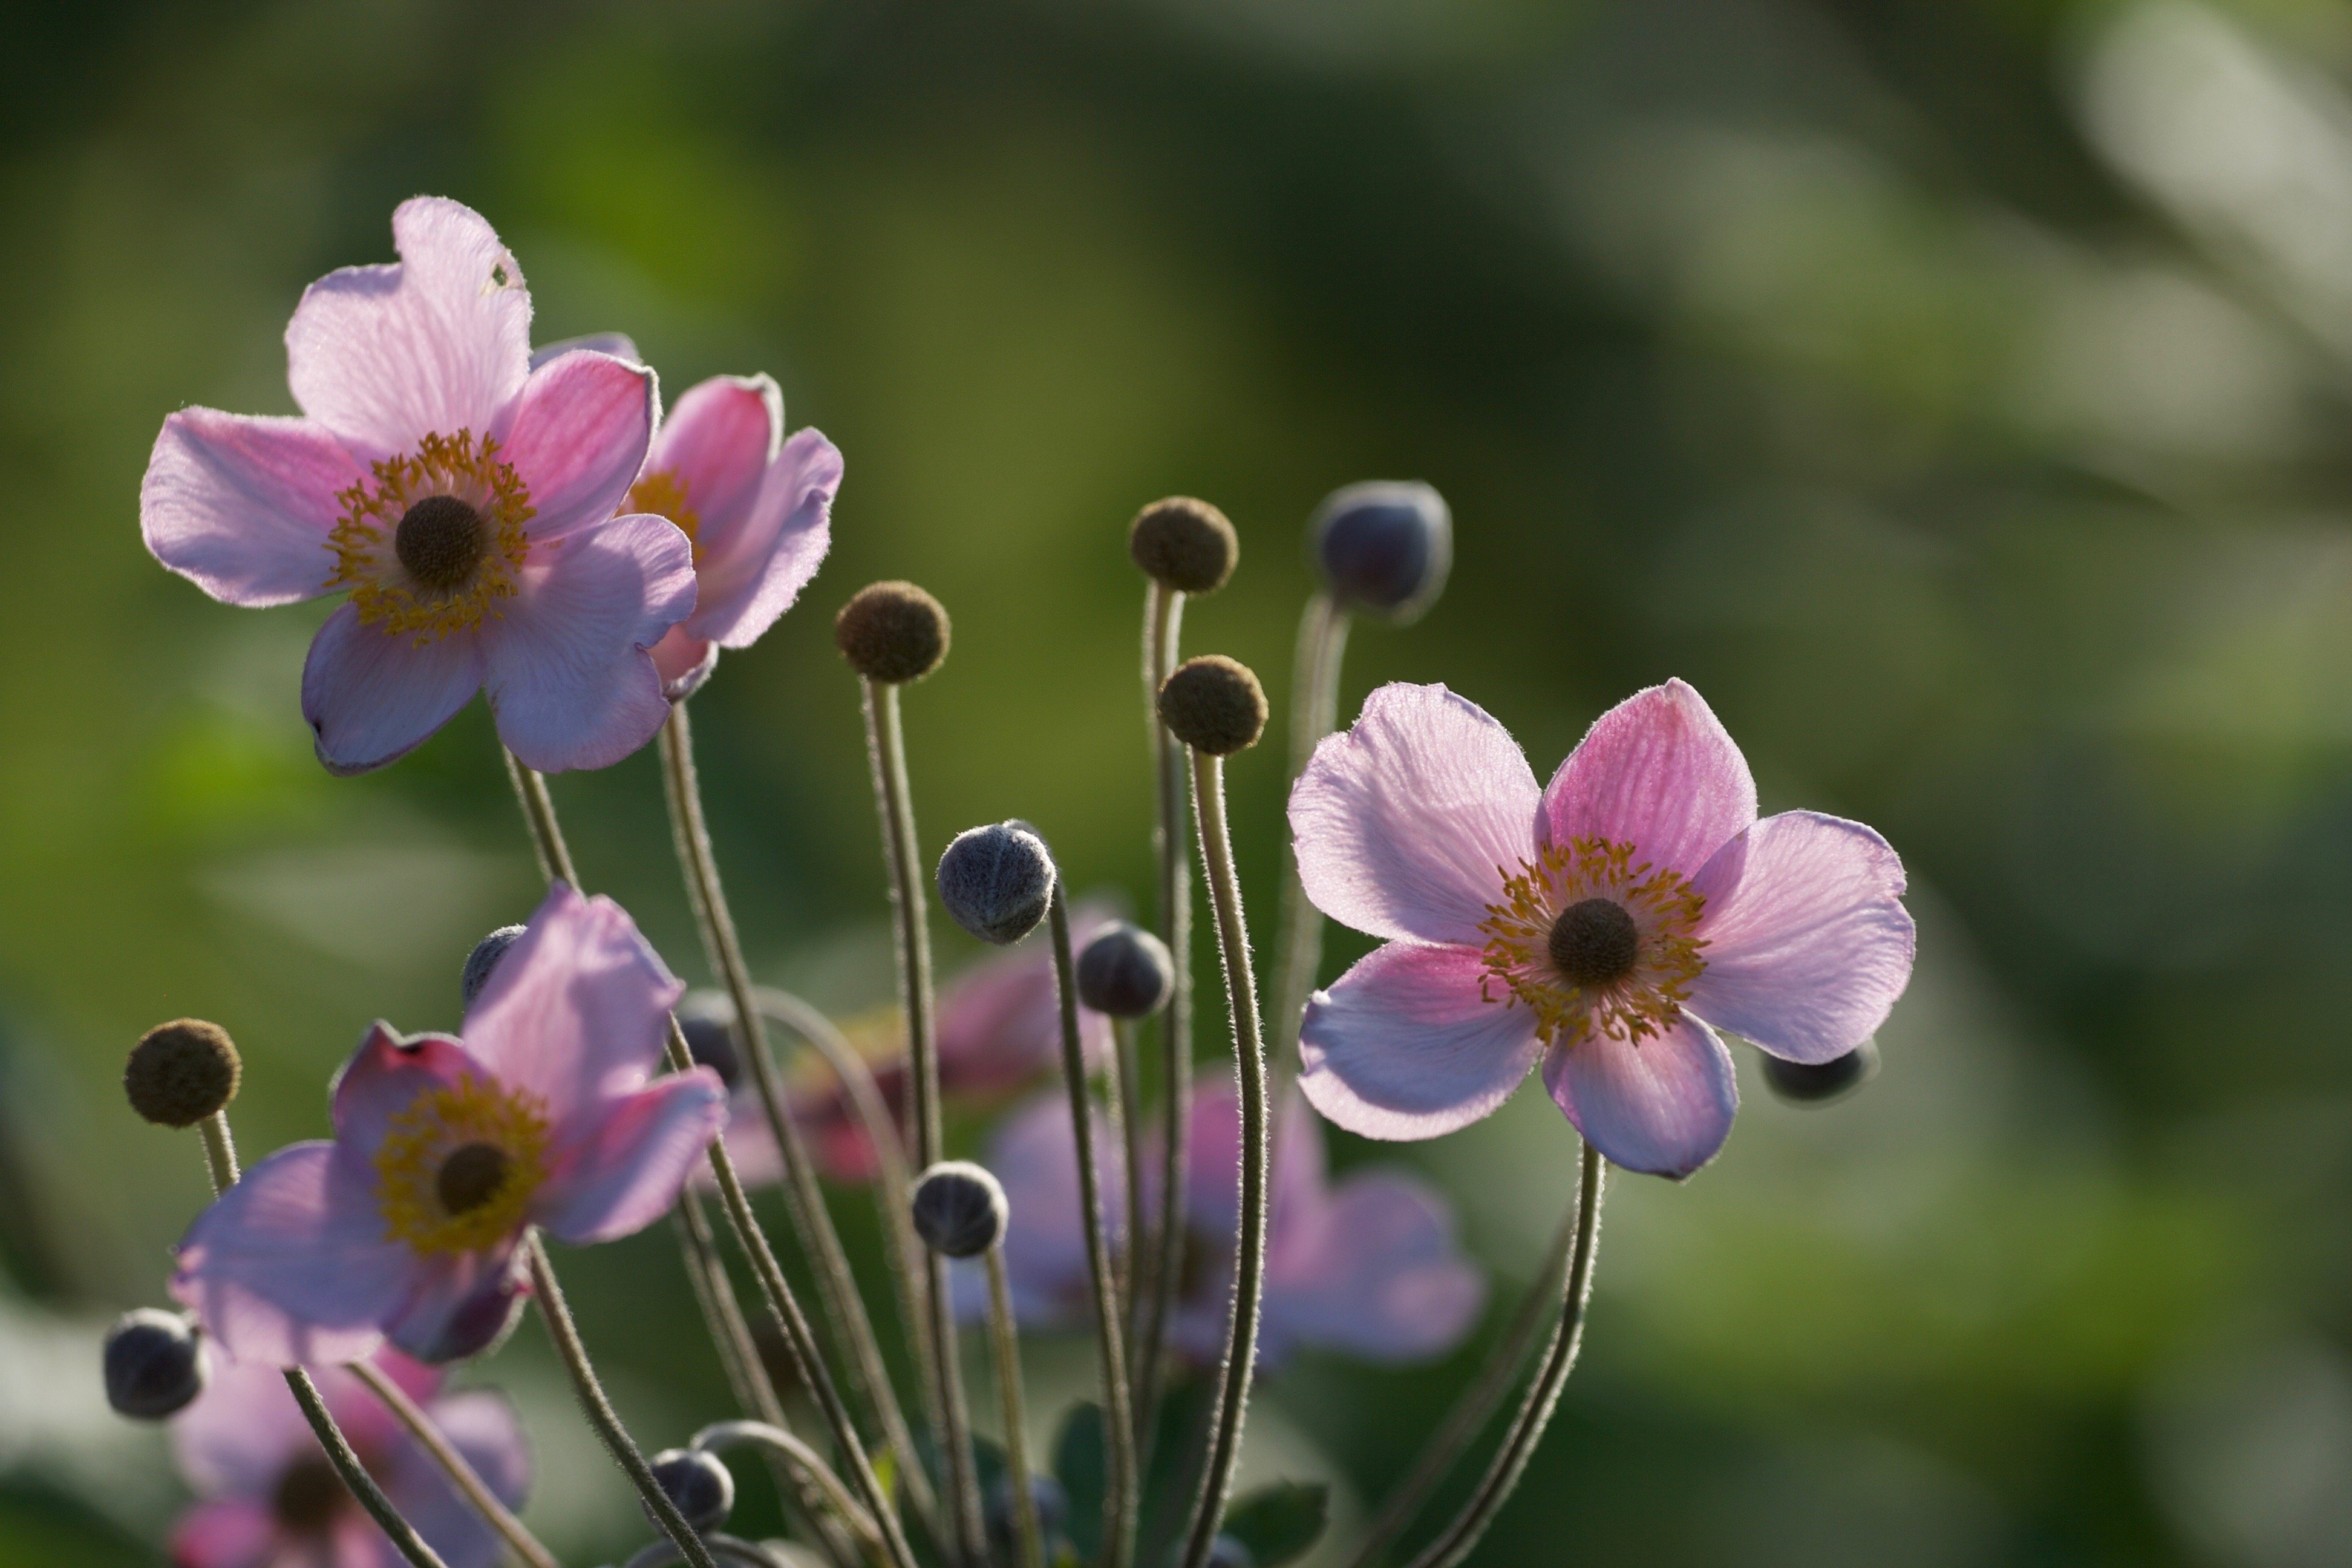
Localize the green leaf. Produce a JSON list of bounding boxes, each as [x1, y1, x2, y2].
[[1051, 1401, 1107, 1560], [1219, 1482, 1330, 1568]]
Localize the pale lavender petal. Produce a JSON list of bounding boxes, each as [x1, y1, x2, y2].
[[1290, 683, 1540, 946], [300, 602, 485, 777], [423, 1388, 532, 1509], [170, 1142, 413, 1367], [381, 1390, 530, 1568], [1182, 1080, 1324, 1244], [650, 625, 719, 701], [645, 374, 780, 549], [329, 1024, 479, 1162], [383, 1247, 531, 1365], [937, 902, 1119, 1094], [141, 410, 362, 607], [1266, 1171, 1485, 1362], [481, 513, 694, 773], [500, 351, 658, 544], [1539, 679, 1756, 880], [534, 1071, 728, 1244], [286, 197, 532, 457], [1542, 1014, 1737, 1179], [463, 883, 685, 1125], [699, 1084, 784, 1191], [531, 333, 640, 370], [1296, 941, 1543, 1141], [691, 426, 840, 649], [984, 1091, 1111, 1330], [171, 1356, 316, 1497], [169, 1500, 277, 1568]]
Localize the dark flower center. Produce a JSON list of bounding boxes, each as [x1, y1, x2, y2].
[[1547, 898, 1640, 989], [437, 1142, 512, 1216], [394, 494, 489, 591], [272, 1455, 348, 1534]]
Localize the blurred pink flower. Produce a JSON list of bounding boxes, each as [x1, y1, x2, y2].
[[169, 1347, 528, 1568], [140, 198, 693, 775], [1291, 680, 1914, 1178], [172, 884, 727, 1365]]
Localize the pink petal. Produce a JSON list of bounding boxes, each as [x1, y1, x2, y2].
[[170, 1500, 277, 1568], [1539, 679, 1756, 880], [286, 197, 532, 458], [1266, 1170, 1485, 1363], [531, 333, 640, 370], [480, 513, 694, 773], [384, 1246, 532, 1365], [1183, 1080, 1324, 1244], [651, 625, 719, 700], [986, 1091, 1112, 1330], [1687, 810, 1914, 1064], [500, 351, 658, 544], [463, 883, 685, 1123], [140, 410, 362, 607], [381, 1390, 531, 1568], [423, 1388, 532, 1509], [645, 374, 780, 552], [170, 1142, 413, 1367], [1541, 1014, 1737, 1179], [1296, 941, 1544, 1141], [691, 426, 840, 649], [330, 1024, 479, 1161], [534, 1070, 728, 1244], [171, 1357, 315, 1497], [937, 903, 1118, 1094], [300, 602, 485, 777], [1290, 683, 1540, 946]]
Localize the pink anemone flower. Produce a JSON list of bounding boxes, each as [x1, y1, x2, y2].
[[170, 1347, 528, 1568], [1291, 680, 1915, 1179], [140, 197, 694, 776], [172, 884, 727, 1365], [970, 1080, 1485, 1368]]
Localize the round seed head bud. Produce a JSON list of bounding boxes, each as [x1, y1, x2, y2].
[[103, 1308, 206, 1420], [1206, 1534, 1255, 1568], [987, 1472, 1070, 1553], [1760, 1039, 1880, 1106], [1310, 480, 1452, 624], [1075, 923, 1175, 1019], [910, 1160, 1008, 1258], [459, 924, 527, 1012], [675, 993, 743, 1092], [936, 822, 1056, 945], [646, 1448, 735, 1534], [1129, 497, 1238, 595], [1158, 655, 1267, 756], [835, 581, 950, 684], [125, 1019, 241, 1128]]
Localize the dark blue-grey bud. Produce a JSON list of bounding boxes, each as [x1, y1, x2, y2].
[[647, 1448, 735, 1534], [460, 926, 528, 1011], [103, 1308, 206, 1420], [911, 1160, 1008, 1257], [675, 994, 744, 1091], [987, 1472, 1070, 1552], [1760, 1039, 1879, 1106], [1076, 923, 1174, 1019], [1206, 1534, 1256, 1568], [1310, 480, 1451, 624], [936, 822, 1056, 945]]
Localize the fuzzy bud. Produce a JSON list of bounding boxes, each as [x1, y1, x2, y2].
[[125, 1019, 240, 1128], [459, 925, 527, 1011], [936, 822, 1056, 945], [835, 581, 950, 684], [1075, 923, 1174, 1019], [1310, 480, 1451, 623], [910, 1160, 1008, 1257], [647, 1448, 736, 1534], [103, 1308, 206, 1420], [1129, 497, 1238, 595], [1158, 655, 1267, 756], [1760, 1039, 1879, 1106]]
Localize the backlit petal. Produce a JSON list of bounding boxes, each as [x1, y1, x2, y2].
[[500, 351, 658, 544], [534, 1071, 728, 1244], [329, 1024, 479, 1161], [1540, 679, 1756, 880], [300, 602, 485, 777], [1297, 941, 1543, 1141], [1541, 1013, 1737, 1179], [383, 1247, 531, 1365], [647, 374, 780, 550], [692, 426, 840, 648], [141, 410, 361, 607]]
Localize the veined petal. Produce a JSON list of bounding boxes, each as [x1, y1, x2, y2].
[[1540, 679, 1756, 880], [301, 602, 485, 777], [1688, 810, 1914, 1064], [1297, 941, 1544, 1141], [330, 1024, 480, 1161], [169, 1500, 277, 1568], [534, 1071, 728, 1244], [482, 513, 695, 773], [141, 410, 361, 607], [1266, 1170, 1485, 1363], [531, 333, 640, 371], [693, 426, 840, 649], [1541, 1013, 1737, 1179], [384, 1247, 531, 1366], [1290, 683, 1540, 946], [647, 374, 781, 551], [501, 351, 658, 544], [286, 197, 532, 458]]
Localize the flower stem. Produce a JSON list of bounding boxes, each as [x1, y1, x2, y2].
[[1399, 1142, 1605, 1568], [1267, 593, 1350, 1120], [501, 750, 580, 887], [691, 1422, 885, 1552], [984, 1246, 1047, 1568], [1111, 1016, 1146, 1331], [1173, 752, 1270, 1568], [350, 1358, 561, 1568], [1135, 580, 1193, 1446]]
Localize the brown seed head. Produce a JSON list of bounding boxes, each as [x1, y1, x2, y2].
[[125, 1019, 241, 1128], [835, 581, 950, 684], [1158, 655, 1267, 756], [1128, 497, 1238, 595]]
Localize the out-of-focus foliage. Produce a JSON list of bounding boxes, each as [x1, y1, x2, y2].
[[4, 1, 2351, 1564]]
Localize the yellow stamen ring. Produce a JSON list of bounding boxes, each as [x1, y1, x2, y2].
[[1477, 835, 1708, 1050], [374, 1075, 549, 1256], [326, 430, 533, 644]]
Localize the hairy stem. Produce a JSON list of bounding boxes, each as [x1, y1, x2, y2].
[[350, 1359, 561, 1568], [1111, 1017, 1146, 1332], [1136, 581, 1192, 1445], [983, 1247, 1047, 1568], [691, 1422, 884, 1550], [501, 750, 580, 888]]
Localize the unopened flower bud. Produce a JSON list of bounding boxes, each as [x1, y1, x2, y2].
[[460, 925, 527, 1011], [987, 1472, 1070, 1552], [1158, 656, 1267, 756], [1076, 923, 1174, 1019], [1129, 497, 1238, 595], [675, 994, 744, 1091], [911, 1160, 1008, 1258], [647, 1448, 735, 1534], [1760, 1039, 1879, 1106], [835, 581, 950, 684], [937, 822, 1056, 945], [1310, 480, 1451, 624], [103, 1308, 206, 1420], [125, 1019, 240, 1128], [1206, 1534, 1255, 1568]]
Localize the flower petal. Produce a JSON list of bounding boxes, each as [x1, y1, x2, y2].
[[140, 410, 361, 607], [330, 1024, 480, 1161], [692, 426, 840, 649], [1541, 1013, 1737, 1179], [1182, 1080, 1324, 1246], [169, 1500, 278, 1568], [1540, 679, 1756, 880], [985, 1091, 1113, 1330], [647, 374, 780, 550], [1266, 1169, 1485, 1363], [651, 625, 719, 701], [531, 333, 640, 370], [384, 1247, 532, 1365], [381, 1389, 532, 1568], [500, 351, 658, 544], [1687, 810, 1914, 1064], [170, 1142, 413, 1366], [286, 197, 532, 457], [170, 1356, 315, 1497], [534, 1071, 728, 1244], [937, 902, 1119, 1096], [1290, 683, 1540, 946], [300, 601, 485, 777], [1297, 941, 1544, 1141], [482, 513, 695, 773]]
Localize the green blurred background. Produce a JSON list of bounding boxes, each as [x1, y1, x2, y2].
[[5, 0, 2352, 1563]]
